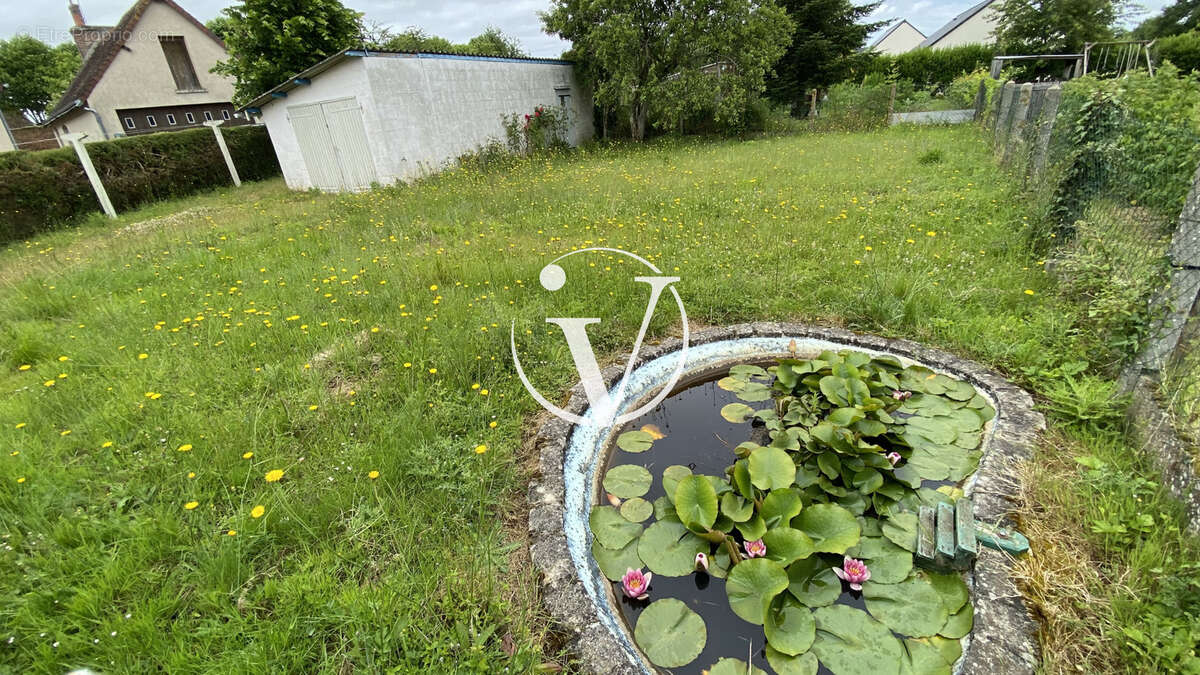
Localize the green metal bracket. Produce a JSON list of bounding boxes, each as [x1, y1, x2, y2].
[[914, 498, 1029, 572]]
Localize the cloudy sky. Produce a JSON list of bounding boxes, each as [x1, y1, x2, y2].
[[6, 0, 1171, 57]]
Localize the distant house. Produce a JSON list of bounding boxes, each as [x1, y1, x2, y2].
[[919, 0, 1000, 49], [244, 49, 593, 192], [867, 20, 927, 56], [43, 0, 249, 145]]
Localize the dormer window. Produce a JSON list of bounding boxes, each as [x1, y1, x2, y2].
[[159, 36, 202, 92]]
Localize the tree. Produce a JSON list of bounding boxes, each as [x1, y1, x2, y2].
[[464, 27, 527, 58], [994, 0, 1130, 53], [543, 0, 794, 140], [381, 27, 457, 53], [0, 36, 80, 123], [205, 16, 233, 42], [212, 0, 363, 104], [767, 0, 885, 113], [1132, 0, 1199, 38]]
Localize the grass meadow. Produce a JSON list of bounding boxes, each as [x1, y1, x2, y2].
[[0, 125, 1194, 673]]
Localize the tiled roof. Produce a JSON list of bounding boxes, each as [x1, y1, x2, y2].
[[919, 0, 995, 48], [46, 0, 226, 124]]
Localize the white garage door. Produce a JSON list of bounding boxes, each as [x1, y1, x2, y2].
[[287, 97, 377, 192]]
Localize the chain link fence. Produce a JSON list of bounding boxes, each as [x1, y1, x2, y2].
[[985, 72, 1200, 519]]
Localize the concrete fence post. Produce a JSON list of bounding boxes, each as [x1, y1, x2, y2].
[[993, 81, 1016, 150], [1031, 85, 1062, 179], [204, 120, 241, 188], [61, 132, 116, 219], [1002, 83, 1033, 166], [1124, 162, 1200, 382], [972, 80, 988, 121]]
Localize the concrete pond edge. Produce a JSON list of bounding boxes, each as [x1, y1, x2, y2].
[[1126, 375, 1200, 534], [527, 322, 1044, 674]]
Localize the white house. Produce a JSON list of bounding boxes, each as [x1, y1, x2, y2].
[[244, 50, 593, 192], [44, 0, 248, 145], [919, 0, 1001, 49], [867, 20, 927, 55]]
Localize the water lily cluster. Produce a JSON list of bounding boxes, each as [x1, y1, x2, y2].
[[590, 350, 989, 673]]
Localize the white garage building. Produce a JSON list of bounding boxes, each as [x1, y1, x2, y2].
[[244, 49, 593, 192]]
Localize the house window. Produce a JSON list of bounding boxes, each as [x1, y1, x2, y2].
[[124, 117, 136, 129], [166, 114, 177, 125], [203, 111, 214, 122], [185, 112, 195, 123], [146, 115, 157, 127], [159, 36, 202, 91], [222, 109, 231, 121]]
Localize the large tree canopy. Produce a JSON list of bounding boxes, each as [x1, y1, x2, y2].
[[212, 0, 363, 104], [767, 0, 885, 112], [379, 26, 527, 57], [543, 0, 794, 140], [1132, 0, 1199, 38], [994, 0, 1129, 53], [0, 36, 80, 123]]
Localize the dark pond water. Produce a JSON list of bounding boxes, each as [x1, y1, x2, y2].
[[602, 374, 921, 675]]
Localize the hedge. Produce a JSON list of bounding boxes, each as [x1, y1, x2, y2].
[[0, 124, 280, 243], [854, 44, 998, 89], [1157, 31, 1200, 74]]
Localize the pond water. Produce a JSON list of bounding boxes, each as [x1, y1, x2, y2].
[[602, 373, 957, 675]]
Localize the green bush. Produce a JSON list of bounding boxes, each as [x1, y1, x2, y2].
[[944, 68, 1002, 109], [1157, 31, 1200, 74], [855, 44, 997, 90], [0, 125, 280, 242]]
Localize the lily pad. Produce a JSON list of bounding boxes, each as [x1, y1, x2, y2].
[[662, 465, 693, 503], [862, 576, 949, 638], [765, 595, 816, 656], [675, 475, 719, 531], [721, 492, 754, 522], [737, 513, 768, 541], [591, 537, 642, 581], [638, 520, 708, 577], [589, 505, 642, 550], [900, 638, 952, 675], [939, 601, 973, 639], [749, 446, 797, 490], [616, 430, 655, 453], [794, 503, 861, 554], [925, 571, 969, 614], [634, 598, 707, 668], [761, 488, 804, 526], [881, 512, 919, 552], [707, 658, 768, 675], [722, 402, 756, 423], [787, 557, 842, 608], [762, 527, 816, 566], [653, 496, 680, 522], [726, 558, 789, 625], [766, 646, 819, 675], [603, 464, 653, 499], [620, 497, 653, 523], [926, 635, 962, 666], [811, 604, 903, 675]]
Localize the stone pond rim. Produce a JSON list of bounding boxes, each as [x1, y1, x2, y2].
[[527, 322, 1043, 674]]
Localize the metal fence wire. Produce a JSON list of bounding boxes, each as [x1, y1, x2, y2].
[[986, 78, 1200, 446]]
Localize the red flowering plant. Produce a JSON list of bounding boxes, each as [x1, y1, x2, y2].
[[502, 105, 569, 155]]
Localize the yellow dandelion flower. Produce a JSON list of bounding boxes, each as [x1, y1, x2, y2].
[[251, 505, 265, 518], [429, 284, 438, 291], [17, 477, 26, 484], [60, 430, 71, 437], [227, 530, 237, 536], [187, 472, 196, 478], [242, 452, 253, 459], [265, 469, 284, 482], [428, 368, 437, 374], [138, 353, 149, 360], [1024, 289, 1035, 295], [489, 421, 498, 428], [471, 383, 480, 390], [58, 356, 69, 362], [102, 441, 113, 448], [184, 501, 199, 510], [475, 444, 488, 454], [43, 380, 55, 387], [15, 423, 26, 429], [308, 405, 318, 411], [18, 365, 30, 371], [368, 470, 380, 479], [178, 444, 193, 452], [480, 389, 489, 396]]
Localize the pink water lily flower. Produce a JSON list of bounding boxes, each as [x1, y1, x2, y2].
[[744, 539, 767, 558], [886, 451, 902, 466], [892, 390, 912, 400], [833, 556, 871, 591], [621, 568, 652, 600], [695, 552, 709, 572]]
